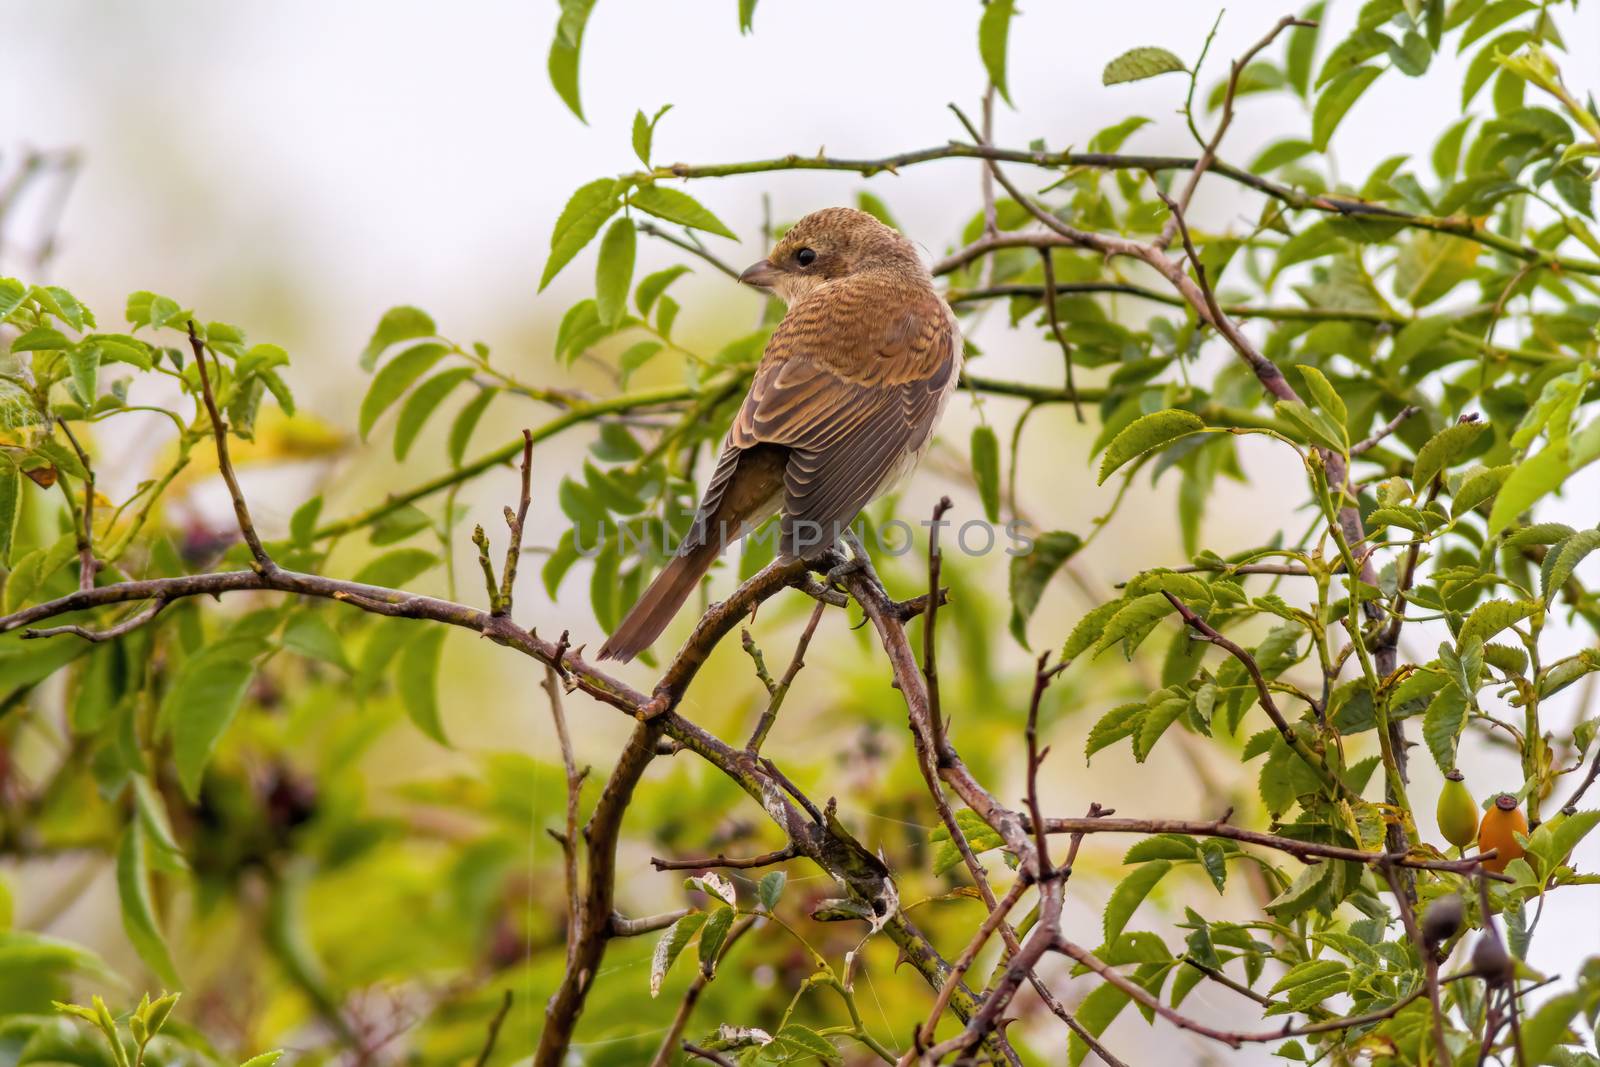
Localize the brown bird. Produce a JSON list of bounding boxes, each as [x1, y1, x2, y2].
[[598, 207, 962, 662]]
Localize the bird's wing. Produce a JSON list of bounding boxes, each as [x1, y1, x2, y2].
[[701, 281, 957, 556]]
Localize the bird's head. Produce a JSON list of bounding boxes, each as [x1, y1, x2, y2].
[[739, 207, 923, 303]]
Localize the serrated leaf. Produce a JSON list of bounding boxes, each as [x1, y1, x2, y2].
[[1134, 696, 1187, 761], [630, 185, 736, 239], [971, 424, 1001, 522], [1063, 600, 1123, 662], [1413, 420, 1486, 492], [594, 216, 637, 328], [1545, 528, 1600, 601], [1122, 834, 1197, 862], [635, 265, 691, 316], [1458, 598, 1538, 648], [541, 177, 623, 290], [1104, 861, 1171, 945], [1086, 702, 1146, 760], [1092, 593, 1173, 658], [1270, 958, 1346, 995], [768, 1025, 842, 1066], [1451, 464, 1512, 519], [1068, 980, 1132, 1066], [650, 912, 706, 997], [978, 0, 1018, 104], [1422, 684, 1467, 772], [1098, 409, 1205, 483], [930, 809, 1007, 875], [1275, 399, 1347, 450], [1103, 46, 1185, 85], [1265, 861, 1333, 919]]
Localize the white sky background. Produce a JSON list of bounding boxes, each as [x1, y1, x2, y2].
[[6, 1, 1600, 1061]]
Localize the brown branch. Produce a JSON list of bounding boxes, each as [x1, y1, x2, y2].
[[542, 663, 586, 969], [650, 847, 797, 872], [55, 418, 98, 591], [1157, 14, 1314, 251], [534, 718, 662, 1066], [922, 497, 952, 758], [1379, 859, 1450, 1059], [496, 429, 534, 617], [186, 321, 272, 570], [22, 598, 166, 642], [680, 1042, 736, 1067], [1037, 250, 1083, 423], [910, 877, 1028, 1058], [746, 599, 826, 753], [1025, 654, 1058, 875], [1034, 812, 1512, 881], [472, 990, 513, 1067], [608, 910, 690, 937], [1351, 406, 1422, 456]]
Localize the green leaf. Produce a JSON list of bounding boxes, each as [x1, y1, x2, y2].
[[11, 326, 70, 352], [1312, 65, 1381, 150], [767, 1025, 842, 1066], [631, 104, 672, 167], [0, 277, 26, 320], [1098, 409, 1205, 483], [1063, 600, 1126, 662], [635, 265, 691, 316], [239, 1054, 284, 1067], [757, 871, 786, 912], [1103, 46, 1185, 85], [282, 613, 352, 672], [1315, 27, 1392, 88], [541, 178, 624, 290], [1270, 959, 1346, 995], [289, 496, 323, 548], [1295, 364, 1347, 428], [0, 465, 17, 567], [1275, 399, 1347, 450], [1067, 980, 1132, 1066], [697, 905, 734, 973], [1413, 420, 1487, 492], [978, 0, 1018, 104], [1134, 696, 1187, 761], [650, 912, 706, 996], [1489, 445, 1570, 536], [1266, 860, 1333, 919], [448, 387, 495, 467], [66, 345, 100, 405], [1394, 231, 1481, 308], [116, 823, 180, 988], [1458, 598, 1538, 648], [167, 648, 256, 801], [1422, 685, 1468, 772], [1544, 529, 1600, 601], [1086, 702, 1146, 759], [1008, 530, 1082, 647], [1093, 592, 1174, 658], [352, 547, 438, 588], [547, 0, 596, 122], [397, 625, 449, 744], [1452, 464, 1512, 519], [1104, 861, 1171, 945], [359, 342, 448, 439], [594, 216, 637, 328], [393, 366, 476, 461], [970, 424, 1001, 523], [630, 185, 736, 239], [617, 341, 664, 387], [359, 306, 435, 371], [930, 808, 1006, 875], [1520, 989, 1590, 1066]]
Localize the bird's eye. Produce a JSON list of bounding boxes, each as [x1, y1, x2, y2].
[[796, 248, 817, 267]]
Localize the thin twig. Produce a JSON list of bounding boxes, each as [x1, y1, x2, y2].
[[472, 990, 513, 1067], [23, 598, 166, 642], [1037, 250, 1084, 422], [496, 430, 534, 617], [651, 847, 797, 872], [746, 599, 826, 753], [186, 321, 272, 569]]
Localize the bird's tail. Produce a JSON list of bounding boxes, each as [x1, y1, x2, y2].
[[597, 540, 719, 662]]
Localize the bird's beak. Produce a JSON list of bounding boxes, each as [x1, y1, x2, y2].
[[738, 258, 781, 289]]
